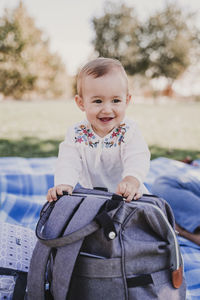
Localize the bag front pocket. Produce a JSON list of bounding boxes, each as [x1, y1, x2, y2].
[[67, 255, 126, 300]]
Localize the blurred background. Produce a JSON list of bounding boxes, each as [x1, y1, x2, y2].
[[0, 0, 200, 160]]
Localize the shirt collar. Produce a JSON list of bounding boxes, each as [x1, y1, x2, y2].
[[86, 118, 127, 140]]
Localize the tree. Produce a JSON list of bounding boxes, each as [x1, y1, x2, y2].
[[92, 2, 141, 75], [92, 2, 200, 84], [0, 7, 36, 99], [0, 2, 68, 99], [138, 4, 199, 82]]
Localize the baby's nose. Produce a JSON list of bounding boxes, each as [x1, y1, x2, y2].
[[101, 103, 112, 113]]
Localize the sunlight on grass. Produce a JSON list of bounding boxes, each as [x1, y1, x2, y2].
[[0, 99, 200, 159], [126, 101, 200, 150]]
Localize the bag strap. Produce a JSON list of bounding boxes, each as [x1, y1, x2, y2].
[[36, 218, 99, 247], [13, 272, 28, 300], [27, 195, 85, 300], [28, 193, 116, 300], [50, 195, 111, 300]]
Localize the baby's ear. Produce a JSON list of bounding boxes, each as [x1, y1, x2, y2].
[[75, 95, 85, 111], [126, 93, 132, 105]]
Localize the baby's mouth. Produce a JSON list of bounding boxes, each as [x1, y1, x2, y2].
[[99, 117, 114, 123]]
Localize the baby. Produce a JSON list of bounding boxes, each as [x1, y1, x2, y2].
[[47, 57, 150, 202]]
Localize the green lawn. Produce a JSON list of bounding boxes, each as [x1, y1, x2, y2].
[[0, 100, 200, 160]]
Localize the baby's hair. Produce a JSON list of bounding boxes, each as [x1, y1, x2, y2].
[[77, 57, 128, 97]]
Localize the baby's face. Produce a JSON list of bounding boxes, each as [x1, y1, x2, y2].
[[76, 70, 131, 137]]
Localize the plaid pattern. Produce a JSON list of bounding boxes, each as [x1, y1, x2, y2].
[[0, 157, 55, 229], [178, 237, 200, 299], [0, 156, 200, 299]]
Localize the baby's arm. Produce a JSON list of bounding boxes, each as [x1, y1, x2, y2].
[[120, 121, 150, 202], [46, 126, 82, 202], [47, 184, 73, 202], [116, 176, 141, 202]]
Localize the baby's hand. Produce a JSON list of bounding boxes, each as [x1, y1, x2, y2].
[[116, 176, 142, 202], [46, 184, 73, 202]]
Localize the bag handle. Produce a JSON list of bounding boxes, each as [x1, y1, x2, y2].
[[36, 219, 99, 247], [36, 193, 122, 247]]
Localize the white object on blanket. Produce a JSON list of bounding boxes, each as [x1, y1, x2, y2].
[[0, 222, 37, 300]]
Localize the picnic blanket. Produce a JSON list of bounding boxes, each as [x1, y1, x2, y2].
[[0, 156, 200, 299]]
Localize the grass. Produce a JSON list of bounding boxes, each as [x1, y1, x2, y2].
[[0, 99, 200, 160]]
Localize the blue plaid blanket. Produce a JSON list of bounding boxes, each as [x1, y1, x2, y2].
[[0, 156, 200, 299]]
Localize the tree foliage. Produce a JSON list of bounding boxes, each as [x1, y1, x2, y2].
[[0, 3, 68, 99], [138, 5, 198, 80], [92, 2, 141, 75], [92, 2, 200, 81]]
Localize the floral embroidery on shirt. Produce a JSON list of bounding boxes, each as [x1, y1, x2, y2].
[[104, 123, 129, 148], [74, 123, 129, 148], [75, 125, 99, 148]]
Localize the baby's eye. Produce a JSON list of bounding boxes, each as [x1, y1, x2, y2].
[[93, 99, 102, 104], [112, 99, 121, 103]]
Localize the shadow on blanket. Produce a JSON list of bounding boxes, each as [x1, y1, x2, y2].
[[0, 156, 200, 299]]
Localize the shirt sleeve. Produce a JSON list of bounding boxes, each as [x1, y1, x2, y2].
[[54, 126, 82, 187], [121, 122, 150, 186]]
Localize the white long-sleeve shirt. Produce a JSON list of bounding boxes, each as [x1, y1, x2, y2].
[[55, 118, 150, 193]]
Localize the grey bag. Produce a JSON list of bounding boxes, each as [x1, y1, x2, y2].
[[27, 187, 186, 300]]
